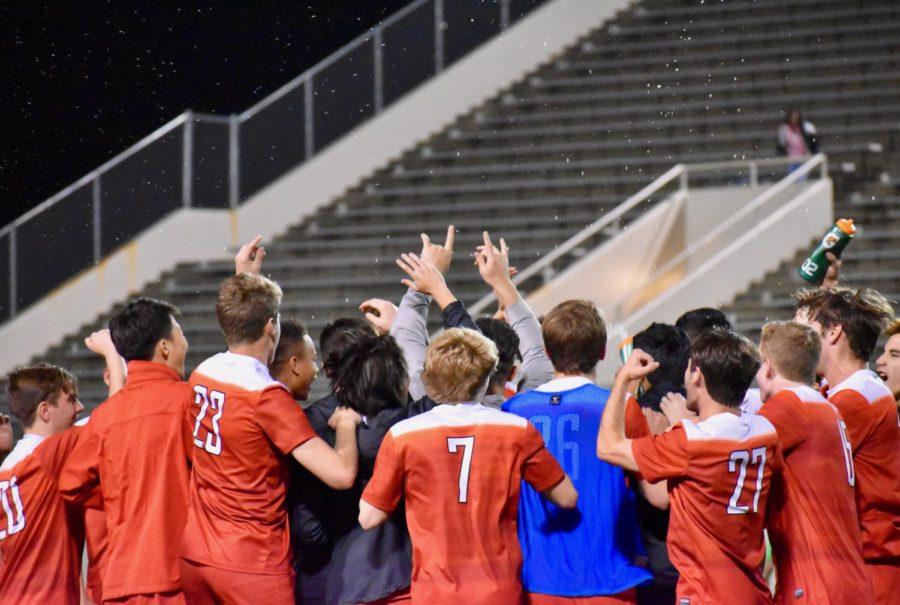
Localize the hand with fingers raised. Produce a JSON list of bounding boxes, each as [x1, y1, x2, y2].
[[359, 298, 399, 335], [235, 235, 266, 275], [475, 231, 521, 309], [420, 225, 456, 275], [396, 252, 457, 309]]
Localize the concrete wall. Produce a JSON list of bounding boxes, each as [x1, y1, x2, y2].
[[0, 0, 630, 373]]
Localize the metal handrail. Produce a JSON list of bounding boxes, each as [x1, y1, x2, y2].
[[611, 153, 827, 317], [466, 154, 822, 316]]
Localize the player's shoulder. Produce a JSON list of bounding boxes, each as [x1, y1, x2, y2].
[[389, 403, 527, 439], [828, 370, 893, 405], [682, 411, 777, 444], [192, 351, 286, 395]]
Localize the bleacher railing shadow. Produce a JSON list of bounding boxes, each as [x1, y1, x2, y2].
[[0, 0, 546, 323]]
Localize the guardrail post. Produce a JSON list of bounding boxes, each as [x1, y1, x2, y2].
[[750, 162, 758, 187], [820, 155, 828, 179], [373, 27, 384, 114], [304, 77, 315, 159], [9, 228, 16, 318], [500, 0, 510, 29], [679, 166, 688, 195], [229, 115, 240, 208], [93, 177, 102, 262], [182, 111, 194, 208], [435, 0, 444, 73]]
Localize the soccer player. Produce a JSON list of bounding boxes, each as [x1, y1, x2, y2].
[[598, 330, 783, 605], [180, 272, 361, 605], [755, 321, 872, 604], [269, 318, 319, 403], [60, 299, 193, 604], [360, 328, 577, 605], [0, 365, 85, 604], [503, 299, 652, 604], [794, 287, 899, 603], [875, 318, 900, 407]]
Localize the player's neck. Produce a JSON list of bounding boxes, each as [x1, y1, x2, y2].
[[228, 342, 272, 368], [552, 370, 595, 381], [696, 393, 738, 421], [823, 352, 866, 391], [24, 423, 54, 439], [768, 376, 807, 397]]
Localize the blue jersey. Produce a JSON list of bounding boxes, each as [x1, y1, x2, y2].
[[503, 382, 650, 596]]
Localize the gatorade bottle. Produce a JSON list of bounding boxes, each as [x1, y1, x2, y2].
[[799, 218, 856, 284]]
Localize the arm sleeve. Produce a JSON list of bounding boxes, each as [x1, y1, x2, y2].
[[631, 425, 691, 483], [521, 423, 566, 492], [255, 387, 317, 454], [625, 396, 651, 439], [58, 425, 102, 503], [390, 288, 431, 402], [441, 301, 479, 332], [505, 300, 554, 393], [361, 433, 405, 513], [758, 395, 807, 453]]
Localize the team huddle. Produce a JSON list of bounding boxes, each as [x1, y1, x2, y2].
[[0, 226, 898, 605]]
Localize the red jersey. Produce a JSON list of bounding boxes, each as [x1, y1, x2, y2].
[[632, 412, 782, 605], [0, 428, 84, 605], [59, 361, 193, 600], [625, 395, 651, 439], [183, 352, 316, 574], [758, 385, 871, 604], [363, 403, 565, 605], [827, 370, 900, 561]]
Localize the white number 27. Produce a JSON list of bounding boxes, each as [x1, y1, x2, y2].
[[447, 437, 475, 503], [727, 447, 767, 515]]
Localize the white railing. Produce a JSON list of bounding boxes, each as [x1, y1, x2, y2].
[[467, 154, 825, 316], [0, 0, 543, 321]]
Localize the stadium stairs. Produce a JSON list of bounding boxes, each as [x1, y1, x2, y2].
[[11, 0, 900, 409]]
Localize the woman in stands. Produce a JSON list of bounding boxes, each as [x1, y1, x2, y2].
[[777, 109, 819, 171]]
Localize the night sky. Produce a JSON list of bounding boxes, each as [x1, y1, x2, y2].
[[0, 1, 408, 227]]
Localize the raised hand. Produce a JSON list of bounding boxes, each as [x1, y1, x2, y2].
[[396, 252, 457, 309], [359, 298, 398, 335], [420, 225, 455, 275], [235, 235, 266, 275], [85, 329, 118, 358], [329, 406, 363, 430], [660, 392, 697, 425], [474, 231, 511, 289], [0, 414, 12, 454], [822, 251, 842, 288], [619, 349, 659, 383]]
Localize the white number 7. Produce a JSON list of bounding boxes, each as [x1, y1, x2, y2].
[[447, 437, 475, 503]]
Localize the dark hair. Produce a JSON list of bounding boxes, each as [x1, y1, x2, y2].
[[270, 318, 308, 374], [109, 297, 179, 362], [7, 364, 78, 428], [633, 322, 690, 391], [675, 307, 732, 344], [475, 318, 521, 390], [793, 287, 894, 362], [690, 328, 760, 408], [319, 318, 375, 380], [333, 335, 407, 418], [542, 300, 607, 374]]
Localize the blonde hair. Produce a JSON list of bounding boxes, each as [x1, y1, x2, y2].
[[422, 328, 498, 404], [886, 318, 900, 338], [759, 321, 820, 384], [216, 273, 283, 346]]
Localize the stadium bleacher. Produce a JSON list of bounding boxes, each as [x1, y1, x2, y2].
[[13, 0, 900, 408]]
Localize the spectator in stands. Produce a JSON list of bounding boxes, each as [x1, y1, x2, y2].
[[875, 318, 900, 408], [777, 109, 819, 171]]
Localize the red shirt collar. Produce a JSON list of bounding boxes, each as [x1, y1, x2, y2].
[[124, 360, 183, 386]]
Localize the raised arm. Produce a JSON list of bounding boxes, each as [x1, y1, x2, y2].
[[387, 288, 432, 401], [84, 329, 127, 397], [597, 350, 659, 472]]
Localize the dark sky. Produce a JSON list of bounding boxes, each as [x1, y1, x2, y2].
[[0, 1, 408, 227]]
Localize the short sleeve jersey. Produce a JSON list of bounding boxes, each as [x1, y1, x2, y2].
[[363, 403, 565, 605], [758, 386, 871, 604], [827, 370, 900, 561], [632, 412, 782, 605], [183, 352, 316, 574], [0, 428, 84, 605]]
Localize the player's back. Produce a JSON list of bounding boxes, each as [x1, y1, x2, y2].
[[504, 382, 651, 596], [185, 351, 316, 574], [364, 402, 565, 605], [759, 386, 871, 604], [0, 430, 83, 605], [636, 412, 781, 604], [827, 369, 900, 562]]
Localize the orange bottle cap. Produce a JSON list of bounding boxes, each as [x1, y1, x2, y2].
[[836, 218, 856, 236]]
